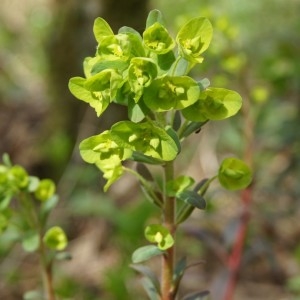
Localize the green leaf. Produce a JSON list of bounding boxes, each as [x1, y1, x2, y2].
[[146, 9, 165, 28], [143, 22, 175, 54], [110, 121, 179, 161], [141, 277, 161, 300], [27, 176, 40, 192], [144, 76, 200, 112], [180, 121, 207, 139], [22, 231, 39, 252], [128, 57, 157, 102], [128, 99, 148, 123], [93, 17, 114, 43], [132, 245, 163, 263], [182, 291, 210, 300], [23, 290, 44, 300], [176, 190, 206, 210], [131, 264, 161, 297], [136, 164, 154, 181], [9, 165, 29, 189], [69, 77, 111, 117], [157, 51, 176, 74], [218, 157, 252, 190], [39, 195, 59, 225], [118, 26, 142, 39], [84, 69, 123, 116], [79, 131, 132, 191], [166, 175, 195, 196], [176, 17, 213, 63], [0, 211, 10, 234], [91, 59, 129, 75], [43, 226, 68, 251], [34, 179, 56, 202], [182, 88, 242, 121], [97, 33, 145, 62], [173, 257, 187, 296], [145, 224, 174, 250]]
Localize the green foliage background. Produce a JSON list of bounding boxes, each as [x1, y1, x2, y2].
[[0, 0, 300, 299]]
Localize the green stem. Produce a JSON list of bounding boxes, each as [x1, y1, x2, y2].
[[39, 231, 56, 300], [161, 161, 176, 300]]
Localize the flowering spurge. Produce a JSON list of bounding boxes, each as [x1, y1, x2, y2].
[[69, 10, 252, 300]]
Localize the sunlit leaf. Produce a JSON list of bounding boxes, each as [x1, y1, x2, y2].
[[143, 22, 175, 54], [177, 17, 213, 63], [144, 76, 200, 112], [166, 175, 195, 196], [145, 224, 174, 250], [93, 17, 114, 43], [146, 9, 165, 28], [110, 121, 179, 161], [182, 88, 242, 121]]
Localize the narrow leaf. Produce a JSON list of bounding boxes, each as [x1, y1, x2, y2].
[[130, 264, 161, 296], [176, 190, 206, 210], [141, 277, 161, 300], [132, 245, 163, 263], [182, 290, 210, 300]]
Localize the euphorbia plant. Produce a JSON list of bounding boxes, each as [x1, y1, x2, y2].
[[0, 154, 68, 300], [69, 10, 252, 300]]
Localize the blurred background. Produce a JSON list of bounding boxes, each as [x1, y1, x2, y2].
[[0, 0, 300, 299]]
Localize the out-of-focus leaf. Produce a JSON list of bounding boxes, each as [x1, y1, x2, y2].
[[132, 245, 163, 263]]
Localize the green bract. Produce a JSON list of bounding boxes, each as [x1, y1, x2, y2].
[[143, 22, 175, 54], [144, 76, 200, 111], [97, 33, 145, 62], [218, 157, 253, 190], [43, 226, 68, 251], [145, 224, 174, 250], [34, 179, 56, 202], [79, 131, 132, 191], [128, 57, 157, 102], [176, 17, 213, 63], [110, 121, 179, 161], [9, 165, 29, 189], [182, 87, 242, 121], [93, 17, 114, 43]]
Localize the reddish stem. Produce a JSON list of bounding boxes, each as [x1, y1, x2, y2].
[[223, 187, 252, 300]]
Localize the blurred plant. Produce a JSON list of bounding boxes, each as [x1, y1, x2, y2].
[[0, 154, 68, 300], [69, 9, 252, 300]]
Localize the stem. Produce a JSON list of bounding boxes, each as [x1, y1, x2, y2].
[[39, 231, 56, 300], [161, 161, 176, 300]]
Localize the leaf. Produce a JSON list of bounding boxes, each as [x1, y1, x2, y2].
[[39, 195, 59, 225], [145, 224, 174, 250], [180, 121, 207, 139], [182, 88, 242, 122], [132, 245, 163, 263], [23, 290, 44, 300], [144, 76, 200, 112], [143, 22, 175, 54], [166, 175, 195, 197], [176, 190, 206, 210], [93, 17, 114, 43], [146, 9, 165, 28], [136, 164, 154, 181], [173, 257, 187, 296], [9, 165, 29, 189], [176, 17, 213, 63], [110, 121, 179, 161], [118, 26, 142, 39], [218, 157, 252, 190], [22, 231, 40, 252], [141, 277, 161, 300], [182, 290, 210, 300], [43, 226, 68, 251], [130, 264, 161, 296], [128, 57, 157, 102]]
